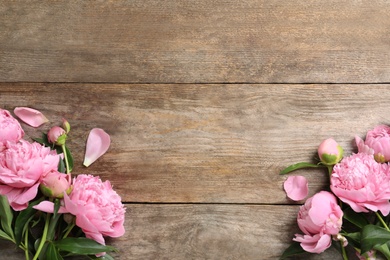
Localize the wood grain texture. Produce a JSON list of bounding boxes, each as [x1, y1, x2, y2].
[[1, 1, 390, 83], [1, 84, 390, 205], [0, 204, 345, 260]]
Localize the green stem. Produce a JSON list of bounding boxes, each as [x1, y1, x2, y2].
[[32, 213, 50, 260], [24, 227, 30, 260], [340, 241, 348, 260], [62, 222, 75, 239], [376, 212, 390, 231]]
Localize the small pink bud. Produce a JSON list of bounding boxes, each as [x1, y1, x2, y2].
[[48, 126, 67, 146], [40, 171, 72, 199], [318, 138, 344, 165]]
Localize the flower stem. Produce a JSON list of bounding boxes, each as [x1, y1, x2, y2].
[[62, 222, 75, 239], [376, 211, 390, 231], [32, 213, 50, 260], [24, 227, 30, 260], [340, 241, 348, 260]]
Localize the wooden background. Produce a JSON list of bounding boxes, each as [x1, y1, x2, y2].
[[1, 1, 389, 259]]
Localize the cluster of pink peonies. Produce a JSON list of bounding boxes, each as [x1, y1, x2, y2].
[[0, 107, 125, 259], [281, 125, 390, 260]]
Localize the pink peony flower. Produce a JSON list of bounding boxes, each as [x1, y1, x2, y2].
[[293, 191, 343, 254], [360, 125, 390, 163], [318, 138, 343, 165], [283, 175, 308, 201], [40, 171, 72, 199], [64, 174, 125, 245], [0, 109, 24, 151], [0, 140, 61, 210], [331, 153, 390, 215]]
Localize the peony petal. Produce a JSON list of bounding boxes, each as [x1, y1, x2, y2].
[[33, 201, 68, 214], [283, 175, 308, 201], [14, 107, 48, 127], [83, 128, 110, 167]]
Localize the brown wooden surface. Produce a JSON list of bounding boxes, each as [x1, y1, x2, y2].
[[0, 1, 388, 259], [1, 1, 390, 83]]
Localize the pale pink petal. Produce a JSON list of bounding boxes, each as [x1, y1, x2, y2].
[[283, 175, 308, 201], [83, 128, 110, 167], [14, 107, 48, 127], [33, 201, 68, 214], [355, 135, 374, 155]]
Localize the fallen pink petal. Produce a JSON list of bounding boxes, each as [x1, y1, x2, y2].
[[283, 175, 308, 201], [83, 128, 111, 167], [14, 107, 49, 127]]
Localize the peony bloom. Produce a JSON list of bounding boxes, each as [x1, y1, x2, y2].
[[283, 175, 308, 201], [0, 109, 24, 151], [293, 191, 343, 254], [360, 125, 390, 163], [40, 171, 72, 199], [47, 126, 67, 146], [0, 140, 61, 210], [64, 174, 125, 245], [331, 153, 390, 215], [318, 138, 343, 165]]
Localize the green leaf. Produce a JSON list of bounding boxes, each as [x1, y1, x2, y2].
[[58, 157, 66, 173], [0, 228, 14, 242], [33, 133, 50, 147], [280, 162, 325, 175], [280, 241, 306, 259], [64, 145, 73, 172], [0, 195, 14, 240], [46, 242, 64, 260], [343, 231, 361, 248], [15, 198, 44, 246], [375, 242, 390, 259], [361, 224, 390, 253], [88, 254, 115, 260], [54, 237, 117, 255], [343, 207, 369, 229]]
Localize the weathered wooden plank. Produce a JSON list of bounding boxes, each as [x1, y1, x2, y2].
[[0, 204, 345, 259], [1, 1, 390, 83], [0, 84, 389, 204]]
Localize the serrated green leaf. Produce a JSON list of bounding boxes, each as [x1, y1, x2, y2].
[[0, 195, 14, 240], [361, 224, 390, 253], [54, 237, 117, 255], [280, 162, 325, 175], [343, 207, 369, 229], [280, 241, 306, 259]]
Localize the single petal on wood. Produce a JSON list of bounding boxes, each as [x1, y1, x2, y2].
[[83, 128, 111, 167], [14, 107, 49, 127], [283, 175, 308, 201]]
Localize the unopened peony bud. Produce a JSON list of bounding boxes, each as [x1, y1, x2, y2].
[[62, 118, 70, 133], [47, 126, 67, 146], [40, 171, 72, 199], [318, 138, 344, 165]]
